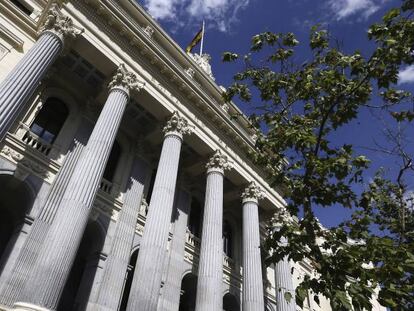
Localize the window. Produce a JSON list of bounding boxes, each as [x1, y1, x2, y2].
[[223, 220, 233, 258], [102, 141, 121, 182], [145, 169, 156, 203], [10, 0, 32, 16], [30, 97, 69, 144], [188, 198, 202, 237]]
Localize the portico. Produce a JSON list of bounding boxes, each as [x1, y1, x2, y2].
[[0, 1, 297, 311]]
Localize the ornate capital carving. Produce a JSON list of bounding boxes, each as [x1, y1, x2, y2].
[[162, 111, 194, 138], [206, 150, 233, 173], [241, 181, 265, 203], [39, 4, 83, 42], [108, 64, 145, 95]]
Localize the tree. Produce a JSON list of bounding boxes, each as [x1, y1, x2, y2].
[[222, 1, 414, 309]]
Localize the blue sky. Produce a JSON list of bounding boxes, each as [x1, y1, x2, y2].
[[137, 0, 414, 227]]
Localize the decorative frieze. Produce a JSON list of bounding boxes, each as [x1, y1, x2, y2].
[[0, 146, 49, 179], [142, 25, 154, 37], [185, 67, 195, 78]]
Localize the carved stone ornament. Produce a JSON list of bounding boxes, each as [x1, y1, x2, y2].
[[205, 150, 233, 173], [108, 64, 145, 94], [162, 111, 194, 137], [188, 53, 215, 80], [143, 25, 154, 37], [241, 181, 265, 202], [185, 67, 195, 78], [39, 3, 83, 42]]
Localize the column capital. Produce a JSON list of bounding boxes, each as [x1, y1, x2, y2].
[[108, 64, 145, 95], [206, 150, 233, 174], [38, 4, 83, 43], [241, 181, 265, 203], [162, 111, 194, 139]]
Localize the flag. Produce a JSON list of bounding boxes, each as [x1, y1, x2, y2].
[[185, 27, 203, 54]]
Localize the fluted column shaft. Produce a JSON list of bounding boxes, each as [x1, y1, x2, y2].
[[126, 134, 184, 311], [195, 150, 232, 311], [159, 190, 191, 311], [242, 200, 265, 311], [92, 158, 149, 311], [0, 4, 81, 142], [195, 171, 224, 311], [0, 130, 87, 306], [14, 64, 144, 311], [275, 236, 296, 311], [241, 182, 265, 311]]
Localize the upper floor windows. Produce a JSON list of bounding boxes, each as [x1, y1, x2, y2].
[[103, 140, 121, 182], [30, 97, 69, 144], [188, 198, 202, 237], [223, 220, 233, 258]]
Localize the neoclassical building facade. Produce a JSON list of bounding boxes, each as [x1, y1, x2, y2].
[[0, 1, 386, 311]]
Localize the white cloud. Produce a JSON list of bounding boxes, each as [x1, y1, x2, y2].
[[141, 0, 250, 32], [327, 0, 383, 20], [398, 65, 414, 84]]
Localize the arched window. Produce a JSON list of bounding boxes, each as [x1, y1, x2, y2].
[[30, 97, 69, 144], [102, 140, 121, 182], [223, 220, 233, 258]]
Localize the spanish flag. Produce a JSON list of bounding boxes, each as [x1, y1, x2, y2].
[[185, 25, 204, 54]]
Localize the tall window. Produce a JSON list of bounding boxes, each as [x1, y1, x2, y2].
[[188, 198, 202, 237], [223, 220, 233, 258], [30, 97, 69, 144], [102, 141, 121, 182], [145, 169, 157, 203]]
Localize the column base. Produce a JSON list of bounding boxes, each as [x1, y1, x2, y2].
[[0, 303, 11, 311], [13, 303, 51, 311]]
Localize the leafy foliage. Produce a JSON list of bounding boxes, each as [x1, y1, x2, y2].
[[223, 1, 414, 310]]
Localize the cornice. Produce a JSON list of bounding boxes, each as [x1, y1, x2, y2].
[[67, 0, 286, 210], [0, 22, 24, 51], [78, 0, 256, 152], [0, 0, 38, 40]]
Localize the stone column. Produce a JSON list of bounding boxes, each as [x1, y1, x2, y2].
[[0, 127, 88, 307], [195, 150, 233, 311], [159, 189, 192, 311], [0, 3, 82, 142], [91, 157, 149, 311], [241, 182, 265, 311], [274, 231, 296, 311], [13, 64, 144, 311], [126, 112, 193, 311]]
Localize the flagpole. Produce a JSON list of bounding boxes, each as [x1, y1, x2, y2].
[[199, 20, 205, 56]]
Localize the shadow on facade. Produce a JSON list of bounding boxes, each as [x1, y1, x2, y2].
[[0, 174, 34, 275], [58, 219, 106, 311]]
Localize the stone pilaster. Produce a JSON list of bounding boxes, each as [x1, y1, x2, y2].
[[0, 3, 82, 141], [159, 189, 192, 311], [241, 182, 265, 311], [274, 231, 296, 311], [126, 112, 193, 311], [91, 157, 149, 311], [195, 150, 233, 311], [13, 65, 144, 311]]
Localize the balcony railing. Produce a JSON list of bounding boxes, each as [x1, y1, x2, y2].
[[223, 254, 236, 270], [186, 229, 201, 249], [20, 127, 52, 156], [99, 178, 113, 194]]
